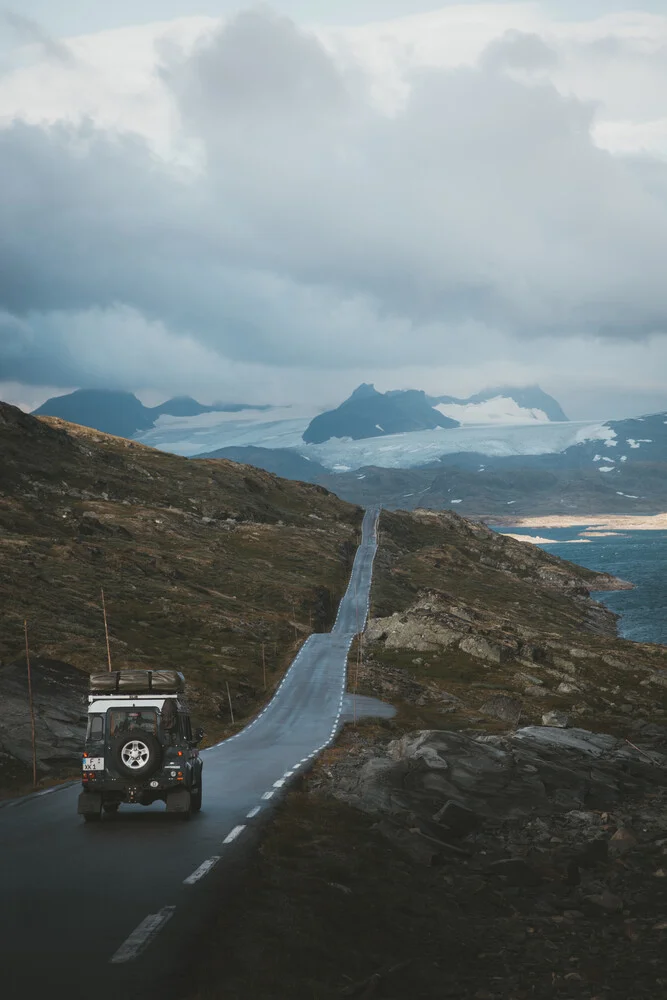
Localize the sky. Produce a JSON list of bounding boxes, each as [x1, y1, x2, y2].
[[1, 1, 667, 419]]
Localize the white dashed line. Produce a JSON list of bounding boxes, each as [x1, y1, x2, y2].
[[223, 825, 246, 844], [183, 856, 221, 885], [273, 778, 285, 788], [110, 906, 176, 964], [261, 790, 275, 800], [246, 806, 261, 818]]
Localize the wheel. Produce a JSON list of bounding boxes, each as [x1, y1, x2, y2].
[[83, 811, 101, 823], [180, 792, 192, 821], [111, 730, 162, 780], [103, 802, 119, 814], [166, 787, 192, 819], [191, 783, 202, 813]]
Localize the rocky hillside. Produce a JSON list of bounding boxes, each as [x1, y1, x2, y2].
[[364, 508, 666, 734], [188, 506, 667, 1000], [0, 400, 362, 792]]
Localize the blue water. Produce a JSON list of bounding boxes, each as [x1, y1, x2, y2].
[[495, 527, 667, 645]]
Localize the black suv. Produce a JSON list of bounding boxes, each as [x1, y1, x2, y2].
[[78, 670, 204, 821]]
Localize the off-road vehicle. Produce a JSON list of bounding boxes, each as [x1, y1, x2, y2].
[[77, 669, 204, 822]]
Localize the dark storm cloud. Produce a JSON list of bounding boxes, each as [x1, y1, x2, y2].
[[1, 10, 667, 390]]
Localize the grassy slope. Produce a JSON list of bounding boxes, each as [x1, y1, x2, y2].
[[366, 508, 667, 736], [0, 402, 362, 776]]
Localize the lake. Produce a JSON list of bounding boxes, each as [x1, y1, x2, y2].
[[495, 526, 667, 645]]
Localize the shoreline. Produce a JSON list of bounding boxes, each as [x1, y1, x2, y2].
[[485, 513, 667, 531]]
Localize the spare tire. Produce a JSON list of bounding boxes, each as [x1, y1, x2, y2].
[[111, 730, 162, 779]]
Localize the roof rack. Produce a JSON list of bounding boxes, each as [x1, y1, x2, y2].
[[89, 669, 185, 695]]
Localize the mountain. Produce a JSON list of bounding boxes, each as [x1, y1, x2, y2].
[[0, 400, 361, 791], [317, 411, 667, 515], [429, 384, 569, 423], [303, 384, 459, 444], [195, 446, 329, 482], [32, 389, 268, 439], [32, 389, 155, 439]]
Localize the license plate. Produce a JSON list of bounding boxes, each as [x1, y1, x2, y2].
[[82, 757, 104, 771]]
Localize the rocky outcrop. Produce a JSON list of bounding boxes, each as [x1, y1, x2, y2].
[[320, 726, 667, 864], [0, 659, 88, 787]]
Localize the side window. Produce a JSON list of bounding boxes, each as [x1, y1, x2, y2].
[[86, 715, 104, 741], [179, 715, 193, 743]]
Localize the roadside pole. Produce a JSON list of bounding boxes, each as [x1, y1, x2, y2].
[[101, 588, 112, 671], [226, 681, 235, 725], [261, 642, 267, 691], [24, 620, 37, 788]]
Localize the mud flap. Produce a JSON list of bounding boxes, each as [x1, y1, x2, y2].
[[166, 788, 191, 813], [78, 792, 102, 814]]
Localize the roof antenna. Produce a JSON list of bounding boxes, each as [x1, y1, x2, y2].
[[101, 588, 112, 672]]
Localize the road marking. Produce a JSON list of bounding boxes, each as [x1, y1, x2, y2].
[[282, 770, 294, 778], [223, 824, 246, 844], [183, 856, 221, 885], [110, 906, 176, 964], [261, 790, 275, 800], [273, 778, 285, 788], [246, 806, 261, 818]]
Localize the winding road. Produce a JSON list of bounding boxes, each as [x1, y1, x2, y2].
[[0, 507, 380, 1000]]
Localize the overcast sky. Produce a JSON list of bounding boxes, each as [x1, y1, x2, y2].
[[1, 1, 666, 419]]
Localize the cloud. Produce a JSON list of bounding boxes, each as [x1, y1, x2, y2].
[[2, 10, 76, 64], [0, 6, 666, 404]]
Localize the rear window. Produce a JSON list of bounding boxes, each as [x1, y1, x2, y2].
[[108, 709, 158, 738], [86, 715, 104, 741]]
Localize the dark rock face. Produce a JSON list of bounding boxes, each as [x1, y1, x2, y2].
[[326, 727, 667, 852], [0, 658, 88, 785], [303, 384, 459, 444]]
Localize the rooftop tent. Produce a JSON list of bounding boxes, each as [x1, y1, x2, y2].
[[89, 669, 185, 694]]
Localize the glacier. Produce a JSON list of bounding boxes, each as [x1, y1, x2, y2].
[[136, 410, 623, 472]]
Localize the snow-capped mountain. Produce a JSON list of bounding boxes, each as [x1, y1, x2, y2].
[[428, 385, 569, 424], [302, 383, 458, 444]]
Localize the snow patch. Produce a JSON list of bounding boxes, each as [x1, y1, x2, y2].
[[375, 424, 385, 432], [435, 397, 549, 425], [616, 491, 639, 499], [576, 423, 618, 447], [450, 499, 463, 504], [598, 466, 615, 472]]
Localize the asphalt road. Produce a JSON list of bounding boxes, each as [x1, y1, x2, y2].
[[0, 507, 380, 1000]]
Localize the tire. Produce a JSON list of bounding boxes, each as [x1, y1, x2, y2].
[[191, 782, 202, 813], [103, 802, 119, 814], [83, 811, 101, 823], [180, 790, 192, 820], [111, 729, 162, 779]]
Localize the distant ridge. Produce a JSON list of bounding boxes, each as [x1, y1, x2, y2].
[[32, 389, 269, 439]]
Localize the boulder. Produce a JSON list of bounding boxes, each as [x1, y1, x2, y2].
[[481, 695, 522, 727], [542, 710, 570, 728]]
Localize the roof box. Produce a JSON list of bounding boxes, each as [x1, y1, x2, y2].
[[89, 669, 185, 694]]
